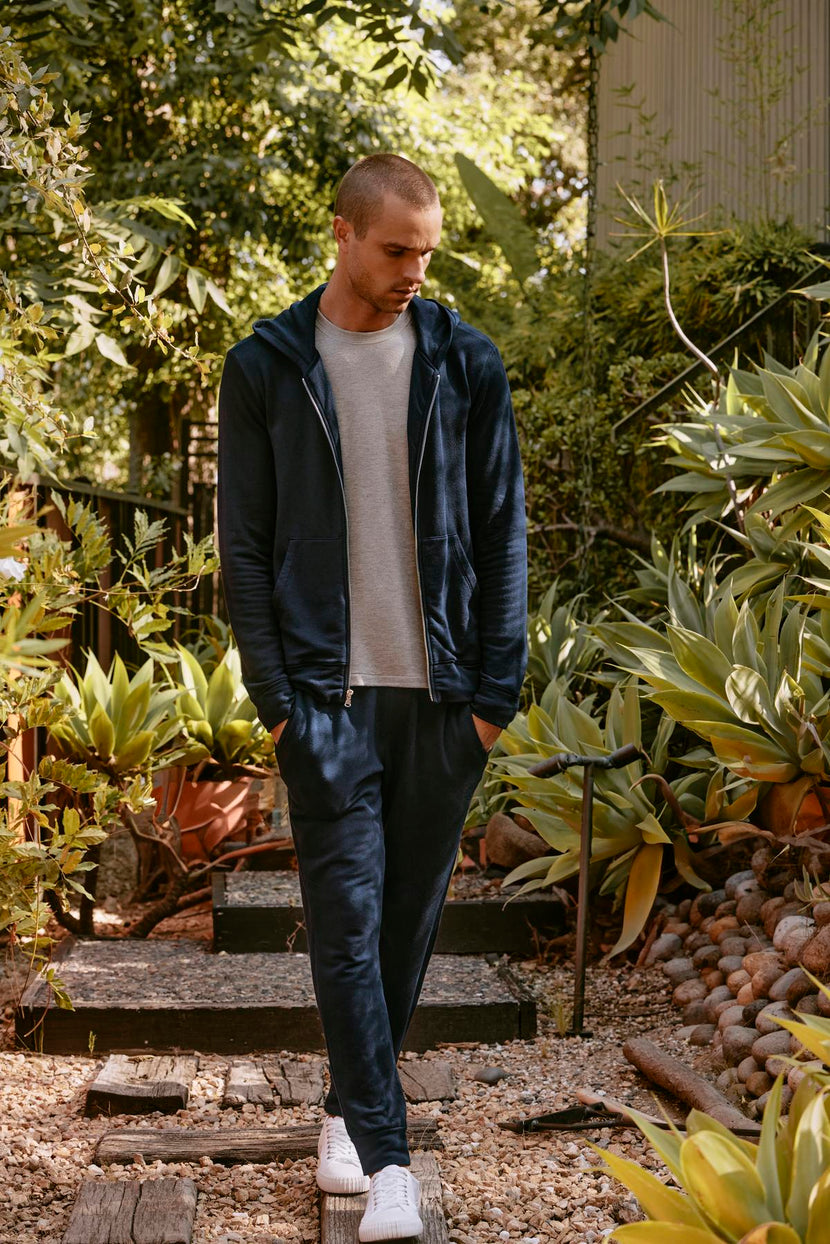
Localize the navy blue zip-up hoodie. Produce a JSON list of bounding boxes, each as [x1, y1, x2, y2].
[[216, 281, 528, 732]]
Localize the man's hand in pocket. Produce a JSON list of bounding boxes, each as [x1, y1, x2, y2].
[[472, 713, 502, 753]]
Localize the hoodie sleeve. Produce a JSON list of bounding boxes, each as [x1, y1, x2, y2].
[[466, 341, 529, 730], [216, 347, 295, 731]]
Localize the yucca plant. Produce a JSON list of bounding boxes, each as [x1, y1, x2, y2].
[[493, 680, 741, 956], [600, 974, 830, 1242], [172, 641, 273, 778]]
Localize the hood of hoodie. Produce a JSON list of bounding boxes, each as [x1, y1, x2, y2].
[[252, 281, 459, 373]]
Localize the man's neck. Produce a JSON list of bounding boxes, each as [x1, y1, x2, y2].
[[319, 272, 399, 333]]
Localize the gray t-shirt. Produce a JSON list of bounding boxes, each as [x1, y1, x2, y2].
[[315, 307, 429, 689]]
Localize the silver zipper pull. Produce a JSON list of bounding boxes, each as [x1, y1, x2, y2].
[[344, 687, 353, 707]]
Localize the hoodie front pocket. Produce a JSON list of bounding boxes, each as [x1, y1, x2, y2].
[[419, 534, 480, 664], [273, 538, 347, 667]]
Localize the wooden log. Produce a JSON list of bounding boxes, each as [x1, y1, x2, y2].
[[264, 1056, 325, 1105], [85, 1055, 199, 1117], [62, 1178, 196, 1244], [222, 1060, 275, 1109], [96, 1118, 441, 1166], [623, 1037, 761, 1133], [399, 1059, 457, 1103], [321, 1152, 447, 1244]]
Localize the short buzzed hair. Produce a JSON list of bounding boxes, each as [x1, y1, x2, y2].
[[334, 154, 439, 238]]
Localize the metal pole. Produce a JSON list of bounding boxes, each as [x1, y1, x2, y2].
[[569, 764, 594, 1037]]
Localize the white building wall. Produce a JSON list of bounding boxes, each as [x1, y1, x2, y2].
[[596, 0, 830, 247]]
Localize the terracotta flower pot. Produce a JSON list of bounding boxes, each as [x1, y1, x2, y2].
[[153, 767, 261, 863], [759, 776, 830, 839]]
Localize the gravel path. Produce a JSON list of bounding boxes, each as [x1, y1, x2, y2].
[[0, 956, 696, 1244]]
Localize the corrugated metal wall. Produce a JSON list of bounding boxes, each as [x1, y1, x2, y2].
[[596, 0, 830, 247]]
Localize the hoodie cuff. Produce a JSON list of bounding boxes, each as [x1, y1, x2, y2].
[[250, 679, 296, 733], [469, 685, 520, 731]]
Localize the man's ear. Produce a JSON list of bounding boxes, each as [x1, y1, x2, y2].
[[332, 215, 351, 252]]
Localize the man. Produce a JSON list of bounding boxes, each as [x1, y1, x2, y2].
[[217, 153, 527, 1241]]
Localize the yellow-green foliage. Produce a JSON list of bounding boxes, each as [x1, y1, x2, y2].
[[600, 1076, 830, 1243], [50, 652, 182, 774], [494, 680, 715, 956], [601, 977, 830, 1242], [173, 642, 273, 772]]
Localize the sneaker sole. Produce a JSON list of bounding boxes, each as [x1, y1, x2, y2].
[[317, 1171, 371, 1195], [358, 1212, 423, 1241]]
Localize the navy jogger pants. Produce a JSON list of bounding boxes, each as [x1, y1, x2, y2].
[[273, 683, 491, 1174]]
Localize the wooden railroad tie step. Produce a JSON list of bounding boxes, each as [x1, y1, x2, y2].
[[321, 1153, 448, 1244], [221, 1056, 456, 1109], [398, 1059, 457, 1103], [62, 1177, 196, 1244], [95, 1118, 441, 1165], [222, 1056, 326, 1108], [85, 1055, 199, 1117]]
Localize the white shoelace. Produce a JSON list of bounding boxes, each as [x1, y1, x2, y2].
[[369, 1165, 414, 1213], [323, 1117, 361, 1166]]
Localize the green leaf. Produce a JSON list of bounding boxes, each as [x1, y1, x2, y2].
[[454, 152, 538, 286], [94, 332, 130, 368], [679, 1130, 771, 1239], [150, 253, 181, 298], [596, 1146, 710, 1228], [186, 266, 207, 314], [64, 321, 96, 355], [88, 703, 115, 759], [605, 842, 663, 957]]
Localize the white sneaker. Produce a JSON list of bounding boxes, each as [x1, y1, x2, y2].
[[316, 1113, 370, 1194], [358, 1163, 423, 1241]]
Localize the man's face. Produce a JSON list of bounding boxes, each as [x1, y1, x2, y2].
[[334, 192, 443, 316]]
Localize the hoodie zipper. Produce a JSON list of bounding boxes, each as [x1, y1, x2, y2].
[[414, 371, 441, 703], [302, 377, 354, 706]]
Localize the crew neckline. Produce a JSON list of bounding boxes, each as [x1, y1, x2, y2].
[[316, 306, 412, 342]]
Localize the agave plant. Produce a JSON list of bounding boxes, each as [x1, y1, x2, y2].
[[656, 326, 830, 529], [172, 641, 273, 777], [525, 581, 605, 697], [493, 680, 743, 956], [600, 975, 830, 1242], [599, 1075, 830, 1243], [596, 580, 830, 795], [50, 651, 183, 775]]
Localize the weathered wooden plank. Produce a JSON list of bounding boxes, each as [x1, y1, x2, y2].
[[221, 1059, 275, 1109], [62, 1178, 196, 1244], [131, 1178, 197, 1244], [321, 1153, 447, 1244], [399, 1059, 457, 1103], [264, 1056, 325, 1105], [85, 1055, 198, 1117], [96, 1119, 441, 1166]]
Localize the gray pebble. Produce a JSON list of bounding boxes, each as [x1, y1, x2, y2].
[[737, 1055, 760, 1082], [473, 1067, 510, 1084], [688, 1024, 716, 1047], [723, 1025, 758, 1066], [752, 1030, 792, 1062], [725, 870, 756, 900], [754, 1001, 794, 1035], [662, 957, 698, 985]]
